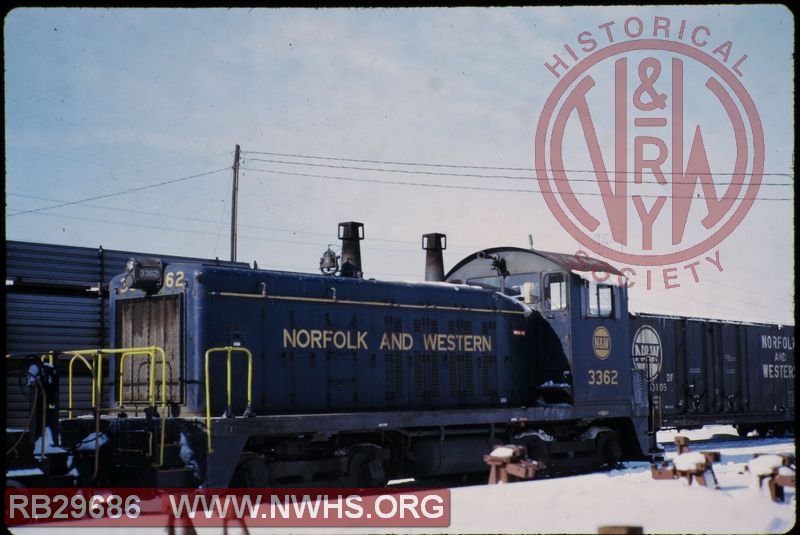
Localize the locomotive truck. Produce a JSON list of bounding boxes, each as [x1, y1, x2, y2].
[[5, 222, 794, 488]]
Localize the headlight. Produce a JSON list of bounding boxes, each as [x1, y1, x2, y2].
[[123, 273, 135, 289], [122, 258, 164, 293]]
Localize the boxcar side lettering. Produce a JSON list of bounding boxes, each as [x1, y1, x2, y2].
[[762, 363, 795, 379]]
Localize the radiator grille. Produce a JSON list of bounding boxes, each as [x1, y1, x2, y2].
[[115, 295, 182, 403]]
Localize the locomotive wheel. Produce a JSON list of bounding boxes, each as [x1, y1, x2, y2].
[[736, 425, 753, 438], [520, 437, 550, 464], [230, 453, 270, 488], [596, 432, 622, 469], [347, 450, 387, 488]]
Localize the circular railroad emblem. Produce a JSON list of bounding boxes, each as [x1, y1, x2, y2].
[[632, 325, 662, 379], [592, 326, 611, 360], [535, 39, 764, 266]]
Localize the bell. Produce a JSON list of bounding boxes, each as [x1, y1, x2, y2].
[[319, 245, 339, 275]]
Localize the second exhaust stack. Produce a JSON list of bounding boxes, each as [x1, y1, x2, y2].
[[422, 233, 447, 282], [339, 222, 364, 278]]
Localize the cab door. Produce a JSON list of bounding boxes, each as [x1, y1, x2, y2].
[[571, 277, 631, 408], [541, 271, 571, 367]]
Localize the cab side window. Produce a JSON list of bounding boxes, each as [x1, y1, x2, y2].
[[543, 273, 566, 311], [504, 274, 541, 304], [587, 281, 614, 318]]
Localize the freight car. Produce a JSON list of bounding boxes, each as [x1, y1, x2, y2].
[[4, 222, 793, 489], [631, 314, 794, 437]]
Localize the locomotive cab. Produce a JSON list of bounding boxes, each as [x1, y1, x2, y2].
[[445, 247, 640, 412]]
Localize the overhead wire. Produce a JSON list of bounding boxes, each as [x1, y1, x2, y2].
[[17, 211, 474, 256], [7, 167, 231, 217], [241, 150, 794, 178], [244, 156, 794, 186], [8, 194, 481, 250], [7, 149, 793, 221], [27, 150, 233, 176], [10, 211, 424, 278], [240, 165, 794, 201], [6, 147, 794, 319], [24, 192, 785, 308]]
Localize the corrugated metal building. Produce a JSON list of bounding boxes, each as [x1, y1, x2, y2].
[[4, 240, 247, 426]]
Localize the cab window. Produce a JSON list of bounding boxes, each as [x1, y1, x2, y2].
[[587, 281, 614, 317], [504, 274, 541, 304], [543, 273, 566, 311]]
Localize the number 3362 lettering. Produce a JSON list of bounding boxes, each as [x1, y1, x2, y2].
[[588, 370, 618, 385]]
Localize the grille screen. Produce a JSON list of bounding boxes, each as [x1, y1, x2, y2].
[[115, 295, 182, 403]]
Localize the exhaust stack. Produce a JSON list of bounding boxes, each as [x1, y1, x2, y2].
[[338, 222, 364, 278], [422, 233, 447, 282]]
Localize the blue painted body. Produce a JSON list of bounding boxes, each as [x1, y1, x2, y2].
[[111, 264, 536, 417]]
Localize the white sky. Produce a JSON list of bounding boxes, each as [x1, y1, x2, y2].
[[4, 6, 795, 324]]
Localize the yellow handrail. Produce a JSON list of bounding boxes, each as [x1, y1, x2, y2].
[[67, 353, 100, 419], [66, 346, 168, 467], [117, 348, 168, 408], [40, 352, 54, 366], [102, 346, 167, 466], [204, 346, 253, 453]]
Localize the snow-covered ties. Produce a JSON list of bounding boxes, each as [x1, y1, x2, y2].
[[489, 446, 515, 459], [484, 444, 545, 485], [650, 435, 720, 488], [673, 451, 708, 471], [746, 453, 795, 502]]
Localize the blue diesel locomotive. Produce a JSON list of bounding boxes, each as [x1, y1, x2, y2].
[[7, 222, 793, 488]]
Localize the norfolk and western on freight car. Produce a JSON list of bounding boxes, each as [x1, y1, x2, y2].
[[5, 222, 794, 489]]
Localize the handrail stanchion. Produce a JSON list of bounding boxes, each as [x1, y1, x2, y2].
[[226, 348, 233, 417], [153, 346, 167, 467], [65, 350, 105, 480], [118, 351, 134, 409], [117, 348, 158, 409], [204, 346, 254, 454], [204, 348, 214, 453], [68, 353, 97, 419]]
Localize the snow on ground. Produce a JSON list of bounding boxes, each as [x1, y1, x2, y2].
[[304, 426, 796, 534], [13, 426, 795, 534]]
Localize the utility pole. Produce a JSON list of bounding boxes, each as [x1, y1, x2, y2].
[[230, 144, 240, 262]]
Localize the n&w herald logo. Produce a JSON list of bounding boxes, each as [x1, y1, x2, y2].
[[535, 15, 764, 291], [632, 325, 662, 380]]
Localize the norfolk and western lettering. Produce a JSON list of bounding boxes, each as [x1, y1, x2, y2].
[[282, 328, 493, 353]]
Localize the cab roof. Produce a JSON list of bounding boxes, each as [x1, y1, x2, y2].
[[445, 247, 623, 283]]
